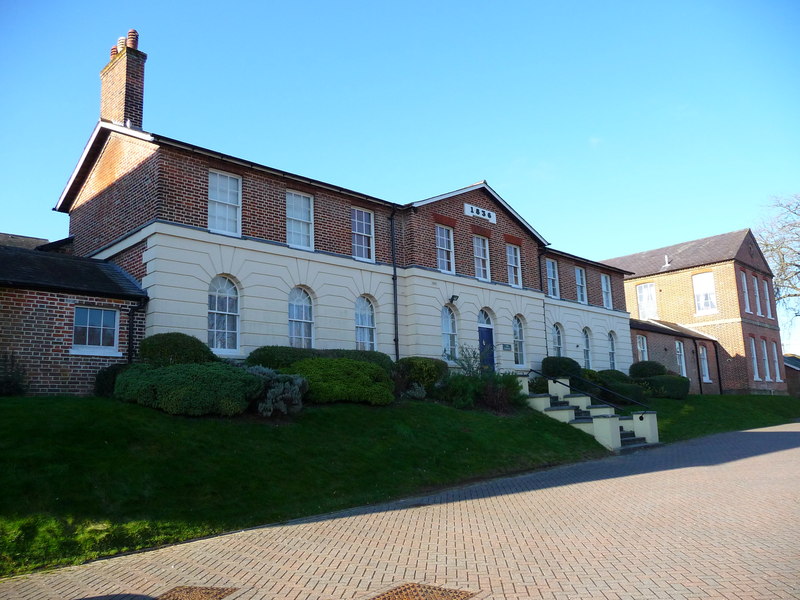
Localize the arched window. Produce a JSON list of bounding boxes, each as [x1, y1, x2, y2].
[[288, 287, 313, 348], [208, 276, 239, 351], [513, 316, 525, 366], [551, 323, 563, 357], [355, 296, 376, 351], [441, 306, 458, 361], [478, 309, 492, 327], [582, 327, 592, 369], [608, 331, 616, 371]]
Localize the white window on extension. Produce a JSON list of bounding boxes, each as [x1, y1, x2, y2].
[[692, 272, 717, 314], [575, 267, 587, 304], [72, 307, 120, 356], [286, 191, 314, 250], [208, 170, 241, 236], [351, 208, 374, 262], [546, 259, 560, 298], [636, 283, 657, 320], [601, 274, 613, 309]]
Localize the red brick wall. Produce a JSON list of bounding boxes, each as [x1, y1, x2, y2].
[[0, 288, 145, 396], [109, 241, 147, 283], [543, 251, 626, 310], [100, 48, 146, 128]]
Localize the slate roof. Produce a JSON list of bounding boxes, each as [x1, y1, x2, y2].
[[0, 245, 147, 300], [629, 318, 716, 342], [0, 233, 49, 250], [784, 355, 800, 371], [603, 229, 752, 279]]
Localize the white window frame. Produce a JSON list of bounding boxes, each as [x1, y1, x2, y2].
[[473, 235, 490, 281], [750, 336, 760, 381], [208, 275, 239, 353], [546, 259, 560, 298], [552, 323, 563, 357], [506, 244, 522, 288], [208, 170, 241, 237], [699, 345, 712, 382], [288, 287, 314, 349], [582, 327, 592, 369], [675, 340, 687, 376], [636, 335, 648, 361], [286, 190, 314, 250], [71, 306, 121, 356], [761, 339, 771, 381], [355, 296, 376, 351], [608, 332, 616, 371], [601, 274, 613, 309], [436, 225, 455, 273], [637, 283, 657, 320], [741, 271, 752, 313], [692, 272, 717, 315], [772, 342, 782, 382], [753, 275, 763, 316], [575, 267, 587, 304], [351, 207, 375, 262], [764, 280, 774, 319], [512, 315, 525, 366], [441, 305, 458, 362]]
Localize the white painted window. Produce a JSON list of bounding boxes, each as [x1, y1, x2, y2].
[[608, 332, 616, 371], [750, 336, 760, 380], [513, 315, 525, 366], [764, 280, 774, 318], [761, 339, 771, 381], [441, 305, 458, 361], [772, 342, 782, 382], [288, 287, 313, 348], [601, 274, 613, 309], [575, 267, 587, 304], [636, 335, 648, 361], [436, 225, 454, 273], [351, 208, 374, 262], [506, 245, 522, 288], [582, 327, 592, 369], [546, 259, 560, 298], [208, 171, 241, 236], [637, 283, 657, 319], [355, 296, 376, 351], [699, 345, 712, 382], [741, 271, 752, 313], [208, 276, 239, 352], [552, 323, 563, 357], [473, 236, 490, 281], [692, 272, 717, 314], [753, 275, 763, 316], [286, 191, 314, 249], [72, 307, 119, 355], [675, 340, 686, 376]]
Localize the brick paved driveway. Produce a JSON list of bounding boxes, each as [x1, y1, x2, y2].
[[2, 423, 799, 600]]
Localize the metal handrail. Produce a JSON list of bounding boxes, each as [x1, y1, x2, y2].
[[527, 368, 651, 411]]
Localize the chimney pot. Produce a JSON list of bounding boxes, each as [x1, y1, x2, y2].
[[117, 37, 126, 53], [110, 46, 118, 59], [126, 29, 139, 50]]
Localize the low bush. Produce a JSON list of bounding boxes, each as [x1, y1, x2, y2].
[[94, 363, 132, 398], [597, 369, 632, 383], [291, 358, 394, 406], [394, 356, 450, 398], [629, 360, 667, 378], [529, 376, 548, 394], [436, 372, 526, 413], [603, 381, 647, 405], [540, 356, 582, 379], [435, 373, 482, 409], [639, 374, 690, 400], [246, 346, 393, 374], [0, 353, 26, 397], [139, 333, 217, 368], [246, 365, 307, 417], [115, 362, 262, 416]]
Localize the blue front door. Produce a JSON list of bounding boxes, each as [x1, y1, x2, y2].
[[478, 326, 495, 371]]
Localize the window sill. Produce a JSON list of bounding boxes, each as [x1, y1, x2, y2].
[[288, 244, 314, 252], [70, 348, 123, 357], [353, 256, 375, 264], [694, 311, 718, 317], [209, 228, 241, 238], [702, 378, 713, 384]]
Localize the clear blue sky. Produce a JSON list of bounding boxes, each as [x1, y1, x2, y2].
[[2, 1, 799, 347]]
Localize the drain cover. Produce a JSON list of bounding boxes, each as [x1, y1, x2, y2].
[[367, 582, 477, 600], [157, 586, 238, 600]]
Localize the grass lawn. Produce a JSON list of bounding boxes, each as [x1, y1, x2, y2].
[[0, 397, 606, 577]]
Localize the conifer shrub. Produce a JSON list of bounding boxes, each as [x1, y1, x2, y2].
[[245, 365, 307, 417], [290, 357, 394, 405], [139, 332, 217, 367], [394, 356, 450, 398], [540, 356, 582, 379]]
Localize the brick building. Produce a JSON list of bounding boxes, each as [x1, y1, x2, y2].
[[605, 230, 786, 395], [1, 30, 634, 394]]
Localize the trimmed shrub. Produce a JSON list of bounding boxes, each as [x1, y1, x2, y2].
[[115, 362, 262, 416], [246, 365, 307, 417], [291, 357, 394, 405], [540, 356, 582, 379], [597, 369, 632, 383], [629, 360, 668, 378], [639, 374, 690, 400], [0, 353, 27, 397], [246, 346, 393, 374], [603, 381, 647, 405], [394, 356, 450, 397], [139, 333, 217, 368], [94, 363, 132, 398]]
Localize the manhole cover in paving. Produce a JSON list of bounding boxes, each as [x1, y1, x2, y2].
[[156, 586, 238, 600], [367, 582, 476, 600]]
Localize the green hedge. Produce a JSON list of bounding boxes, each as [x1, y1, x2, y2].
[[435, 372, 526, 413], [604, 381, 647, 405], [639, 374, 690, 399], [246, 346, 393, 374], [629, 360, 667, 378], [394, 356, 449, 396], [93, 363, 132, 398], [540, 356, 582, 379], [290, 357, 394, 405], [115, 362, 262, 416], [139, 333, 217, 367]]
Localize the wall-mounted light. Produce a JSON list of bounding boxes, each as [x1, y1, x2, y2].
[[449, 294, 459, 304]]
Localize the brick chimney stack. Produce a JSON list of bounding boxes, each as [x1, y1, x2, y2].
[[100, 29, 147, 129]]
